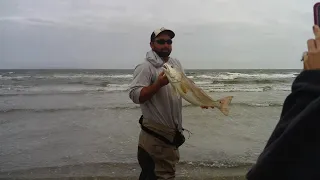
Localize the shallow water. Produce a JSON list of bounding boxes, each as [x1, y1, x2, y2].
[[0, 69, 294, 175]]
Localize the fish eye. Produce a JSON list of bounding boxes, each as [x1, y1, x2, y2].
[[171, 65, 173, 68]]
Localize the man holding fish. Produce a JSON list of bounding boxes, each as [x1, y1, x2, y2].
[[129, 27, 232, 179]]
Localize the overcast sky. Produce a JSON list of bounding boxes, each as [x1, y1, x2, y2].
[[0, 0, 318, 69]]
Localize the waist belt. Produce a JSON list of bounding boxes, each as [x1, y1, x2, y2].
[[139, 115, 185, 148]]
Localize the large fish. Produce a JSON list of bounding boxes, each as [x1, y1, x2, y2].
[[162, 63, 233, 116]]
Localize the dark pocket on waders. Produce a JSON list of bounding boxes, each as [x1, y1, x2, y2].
[[173, 131, 185, 148], [139, 115, 185, 148]]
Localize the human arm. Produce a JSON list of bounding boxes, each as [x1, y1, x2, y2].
[[129, 63, 169, 104], [246, 70, 320, 180], [261, 25, 320, 149], [139, 72, 168, 103], [246, 25, 320, 180]]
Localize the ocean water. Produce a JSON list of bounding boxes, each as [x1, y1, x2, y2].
[[0, 69, 300, 175]]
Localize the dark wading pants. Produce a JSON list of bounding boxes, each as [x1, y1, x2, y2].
[[137, 121, 180, 180]]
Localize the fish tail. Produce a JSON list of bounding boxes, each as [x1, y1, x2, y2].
[[217, 96, 233, 116]]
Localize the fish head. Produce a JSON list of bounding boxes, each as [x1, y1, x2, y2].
[[162, 63, 182, 83]]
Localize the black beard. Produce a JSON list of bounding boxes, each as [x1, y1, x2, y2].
[[154, 50, 171, 58]]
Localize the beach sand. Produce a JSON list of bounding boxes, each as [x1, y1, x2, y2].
[[0, 162, 251, 180]]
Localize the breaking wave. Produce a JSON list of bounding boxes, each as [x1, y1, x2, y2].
[[195, 72, 297, 80], [0, 74, 133, 80], [178, 160, 253, 168], [0, 102, 283, 114], [0, 70, 297, 97], [0, 161, 254, 176], [0, 83, 291, 97], [207, 86, 290, 92], [0, 84, 130, 97]]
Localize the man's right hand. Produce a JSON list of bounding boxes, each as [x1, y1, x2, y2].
[[304, 25, 320, 70], [138, 71, 169, 103], [155, 71, 169, 87]]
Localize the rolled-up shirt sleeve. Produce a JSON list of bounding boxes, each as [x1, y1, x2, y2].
[[128, 63, 152, 104]]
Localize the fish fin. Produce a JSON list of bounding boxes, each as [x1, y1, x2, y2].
[[180, 82, 188, 94], [217, 96, 233, 116]]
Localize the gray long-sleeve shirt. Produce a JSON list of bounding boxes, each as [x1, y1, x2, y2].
[[128, 50, 184, 131]]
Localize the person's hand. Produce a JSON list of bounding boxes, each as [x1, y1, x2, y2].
[[304, 25, 320, 70], [156, 71, 169, 87], [200, 106, 214, 109]]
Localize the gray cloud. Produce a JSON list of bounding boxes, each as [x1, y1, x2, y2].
[[0, 0, 318, 69]]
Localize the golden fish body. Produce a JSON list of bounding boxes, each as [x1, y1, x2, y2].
[[163, 63, 233, 116]]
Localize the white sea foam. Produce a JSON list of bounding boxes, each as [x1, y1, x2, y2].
[[195, 72, 297, 80]]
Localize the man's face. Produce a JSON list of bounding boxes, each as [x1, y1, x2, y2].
[[150, 33, 172, 58]]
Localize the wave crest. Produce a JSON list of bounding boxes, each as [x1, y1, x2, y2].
[[0, 102, 283, 114]]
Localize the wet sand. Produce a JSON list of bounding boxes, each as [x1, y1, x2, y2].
[[0, 162, 251, 180]]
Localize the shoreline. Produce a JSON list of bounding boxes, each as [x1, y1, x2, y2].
[[0, 162, 252, 180]]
